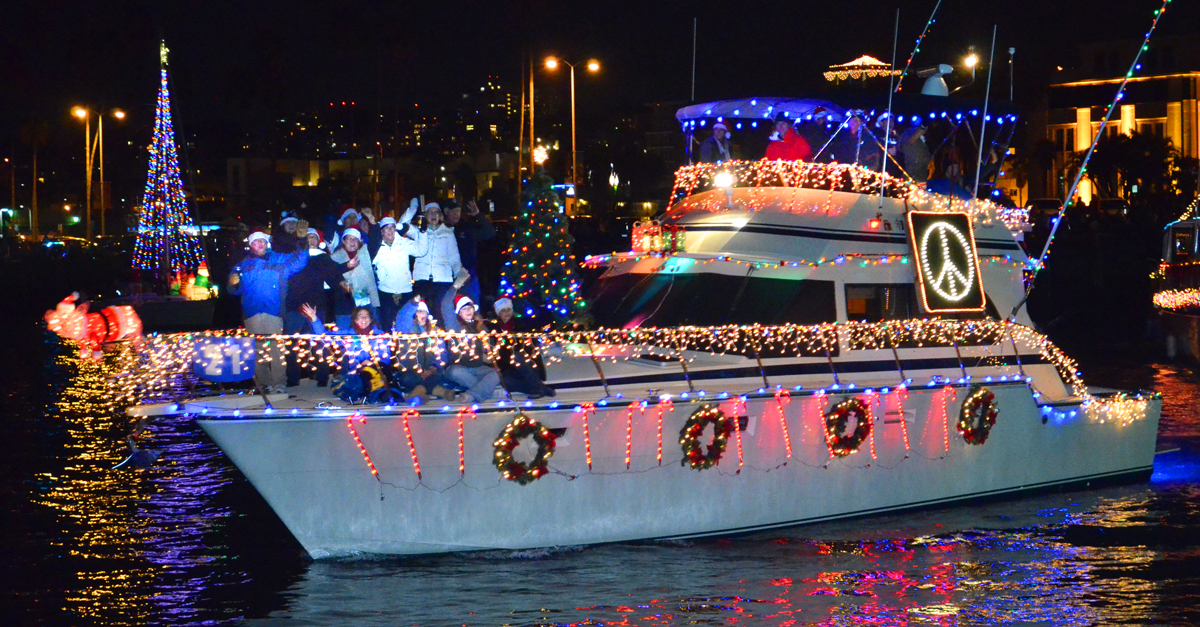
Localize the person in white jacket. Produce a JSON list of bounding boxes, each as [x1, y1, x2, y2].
[[412, 203, 466, 326], [372, 201, 426, 330]]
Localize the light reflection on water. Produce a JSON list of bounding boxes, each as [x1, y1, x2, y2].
[[6, 337, 1200, 626]]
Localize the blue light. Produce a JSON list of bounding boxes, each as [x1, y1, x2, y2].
[[736, 123, 742, 129], [732, 109, 740, 115], [705, 109, 712, 114], [699, 120, 706, 127]]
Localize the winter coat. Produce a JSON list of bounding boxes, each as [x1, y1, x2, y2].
[[228, 249, 308, 319], [452, 214, 495, 273], [394, 300, 446, 372], [330, 247, 380, 312], [699, 135, 734, 163], [372, 228, 427, 295], [412, 225, 462, 283], [764, 127, 813, 161], [447, 317, 490, 368], [285, 249, 349, 314], [271, 224, 303, 254]]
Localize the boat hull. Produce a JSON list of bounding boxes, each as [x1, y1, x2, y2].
[[196, 382, 1160, 557]]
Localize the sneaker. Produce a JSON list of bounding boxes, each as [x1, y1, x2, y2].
[[432, 385, 456, 402]]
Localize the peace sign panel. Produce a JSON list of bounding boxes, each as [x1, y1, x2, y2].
[[906, 211, 986, 313]]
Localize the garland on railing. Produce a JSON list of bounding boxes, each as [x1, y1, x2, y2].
[[666, 160, 1029, 233], [105, 319, 1149, 424]]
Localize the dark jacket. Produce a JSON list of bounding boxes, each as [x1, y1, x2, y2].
[[452, 214, 495, 272], [271, 224, 303, 254], [285, 251, 349, 314], [395, 300, 446, 372], [228, 249, 308, 318], [699, 135, 734, 163]]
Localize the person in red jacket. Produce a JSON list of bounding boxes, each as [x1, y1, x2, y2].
[[763, 112, 813, 161]]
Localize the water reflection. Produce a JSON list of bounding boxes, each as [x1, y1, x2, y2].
[[11, 338, 1200, 626]]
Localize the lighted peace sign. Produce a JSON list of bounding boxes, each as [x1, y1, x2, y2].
[[919, 221, 975, 302]]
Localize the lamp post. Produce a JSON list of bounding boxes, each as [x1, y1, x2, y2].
[[544, 56, 600, 208], [72, 107, 125, 239]]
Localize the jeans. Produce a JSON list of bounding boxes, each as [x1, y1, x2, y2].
[[244, 313, 285, 388], [502, 365, 548, 397], [397, 368, 445, 392], [414, 281, 455, 325], [446, 364, 501, 403]]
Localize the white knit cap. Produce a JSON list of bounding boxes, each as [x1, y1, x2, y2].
[[340, 208, 360, 223], [494, 297, 514, 312], [248, 231, 270, 245], [342, 227, 363, 241], [378, 217, 397, 228]]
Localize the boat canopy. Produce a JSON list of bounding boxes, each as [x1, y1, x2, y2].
[[676, 95, 1018, 130], [675, 98, 844, 125]]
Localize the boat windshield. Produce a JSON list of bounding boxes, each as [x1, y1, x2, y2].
[[587, 271, 837, 329]]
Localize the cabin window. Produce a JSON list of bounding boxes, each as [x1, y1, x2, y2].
[[1171, 226, 1195, 262], [844, 284, 917, 321], [587, 272, 837, 329]]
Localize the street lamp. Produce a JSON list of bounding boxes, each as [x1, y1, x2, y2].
[[72, 106, 125, 239], [544, 56, 601, 209]]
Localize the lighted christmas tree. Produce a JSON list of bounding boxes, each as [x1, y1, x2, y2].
[[132, 42, 205, 277], [499, 170, 586, 322]]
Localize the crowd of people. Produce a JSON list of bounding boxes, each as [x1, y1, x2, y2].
[[227, 197, 554, 405]]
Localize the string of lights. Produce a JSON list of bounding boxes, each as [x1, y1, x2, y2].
[[666, 160, 1029, 233], [107, 319, 1152, 425]]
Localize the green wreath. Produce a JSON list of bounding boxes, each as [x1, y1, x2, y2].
[[493, 413, 557, 484], [679, 405, 733, 470], [958, 387, 998, 445], [824, 398, 873, 457]]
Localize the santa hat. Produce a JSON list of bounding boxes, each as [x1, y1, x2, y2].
[[712, 122, 728, 131], [341, 227, 363, 242], [306, 227, 321, 238], [248, 231, 270, 245], [378, 217, 397, 228], [494, 297, 514, 312], [424, 202, 442, 213], [415, 299, 430, 313], [339, 208, 360, 223], [454, 294, 474, 314], [280, 211, 299, 225]]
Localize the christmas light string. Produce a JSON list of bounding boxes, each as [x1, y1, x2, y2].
[[109, 319, 1152, 425], [457, 406, 476, 476], [625, 402, 645, 469], [894, 0, 944, 93], [940, 385, 956, 452], [346, 415, 379, 480], [402, 409, 422, 480], [1153, 288, 1200, 312], [1028, 0, 1174, 283], [583, 251, 1029, 271], [666, 161, 1029, 234], [578, 402, 595, 470], [732, 396, 747, 473], [774, 389, 793, 460], [655, 398, 674, 465]]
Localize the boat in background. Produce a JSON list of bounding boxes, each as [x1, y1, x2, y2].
[[1154, 198, 1200, 359]]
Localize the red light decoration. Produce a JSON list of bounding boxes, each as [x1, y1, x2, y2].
[[896, 386, 911, 451], [402, 409, 422, 481], [625, 403, 644, 469], [733, 397, 747, 473], [774, 389, 793, 460], [346, 414, 379, 480], [457, 406, 477, 476], [579, 402, 595, 470], [939, 386, 957, 452], [655, 398, 675, 465]]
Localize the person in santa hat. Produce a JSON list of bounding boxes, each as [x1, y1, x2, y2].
[[228, 230, 309, 392], [271, 211, 307, 254], [763, 112, 813, 161], [699, 121, 735, 163], [284, 227, 358, 387], [329, 227, 379, 331], [444, 295, 502, 404], [489, 296, 556, 399]]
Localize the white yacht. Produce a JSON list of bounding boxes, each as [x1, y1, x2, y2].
[[123, 98, 1160, 557]]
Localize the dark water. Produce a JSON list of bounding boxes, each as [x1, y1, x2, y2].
[[3, 335, 1199, 626]]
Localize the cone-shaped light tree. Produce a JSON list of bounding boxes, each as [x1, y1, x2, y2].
[[132, 42, 205, 278], [498, 170, 586, 323]]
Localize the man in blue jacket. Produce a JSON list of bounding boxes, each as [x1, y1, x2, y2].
[[228, 230, 309, 392]]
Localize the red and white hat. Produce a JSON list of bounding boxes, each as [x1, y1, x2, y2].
[[454, 294, 475, 314], [248, 231, 270, 245]]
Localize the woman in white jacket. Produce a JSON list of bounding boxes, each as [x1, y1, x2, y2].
[[412, 203, 464, 325]]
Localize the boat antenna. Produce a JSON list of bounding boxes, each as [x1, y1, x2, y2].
[[1014, 0, 1174, 320], [880, 8, 900, 209], [971, 26, 997, 208], [894, 0, 943, 93], [691, 17, 697, 102]]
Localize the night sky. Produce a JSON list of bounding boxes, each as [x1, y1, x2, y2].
[[1, 0, 1194, 185]]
